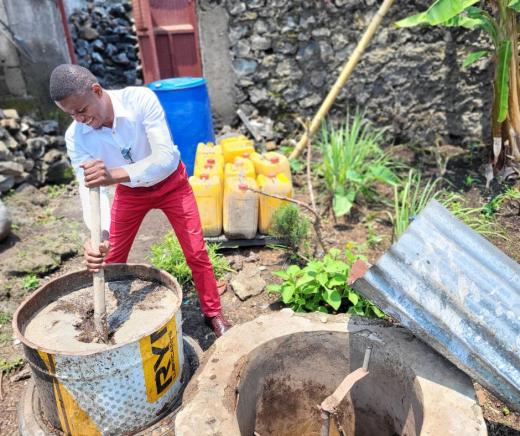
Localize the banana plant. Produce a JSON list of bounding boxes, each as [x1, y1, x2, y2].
[[396, 0, 520, 171]]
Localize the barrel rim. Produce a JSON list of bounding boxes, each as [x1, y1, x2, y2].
[[147, 77, 206, 91], [12, 263, 183, 357]]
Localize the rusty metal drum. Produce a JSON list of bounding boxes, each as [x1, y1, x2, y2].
[[13, 264, 185, 436]]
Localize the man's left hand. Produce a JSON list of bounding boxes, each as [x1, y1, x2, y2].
[[81, 160, 114, 188]]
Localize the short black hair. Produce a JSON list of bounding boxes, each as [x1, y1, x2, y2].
[[49, 64, 98, 101]]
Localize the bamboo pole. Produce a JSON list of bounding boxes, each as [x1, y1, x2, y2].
[[90, 187, 108, 343], [289, 0, 396, 160]]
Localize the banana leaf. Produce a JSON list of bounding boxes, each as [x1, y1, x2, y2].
[[395, 0, 479, 28], [508, 0, 520, 12], [462, 50, 488, 68], [496, 40, 512, 123]]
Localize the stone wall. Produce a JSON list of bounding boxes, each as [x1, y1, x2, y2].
[[0, 109, 73, 194], [69, 0, 142, 89], [216, 0, 493, 146]]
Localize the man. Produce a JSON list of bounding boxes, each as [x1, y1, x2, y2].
[[49, 64, 231, 337]]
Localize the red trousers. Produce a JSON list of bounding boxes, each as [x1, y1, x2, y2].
[[104, 162, 221, 317]]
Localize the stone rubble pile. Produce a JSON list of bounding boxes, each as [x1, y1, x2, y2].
[[69, 0, 142, 89], [0, 109, 73, 195]]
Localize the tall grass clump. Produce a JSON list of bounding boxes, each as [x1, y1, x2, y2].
[[149, 232, 231, 287], [392, 170, 440, 240], [318, 112, 399, 217]]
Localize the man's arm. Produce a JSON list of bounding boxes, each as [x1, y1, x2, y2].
[[119, 87, 180, 185], [65, 127, 111, 235]]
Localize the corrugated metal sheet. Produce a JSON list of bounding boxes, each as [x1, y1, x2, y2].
[[352, 199, 520, 409]]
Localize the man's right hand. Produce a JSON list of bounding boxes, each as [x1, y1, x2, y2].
[[84, 238, 110, 273]]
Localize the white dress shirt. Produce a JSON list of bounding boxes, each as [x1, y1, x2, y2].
[[65, 86, 180, 232]]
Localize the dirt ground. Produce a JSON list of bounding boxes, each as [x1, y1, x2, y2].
[[0, 161, 519, 435]]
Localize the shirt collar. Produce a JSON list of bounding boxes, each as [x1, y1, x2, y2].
[[81, 90, 131, 134]]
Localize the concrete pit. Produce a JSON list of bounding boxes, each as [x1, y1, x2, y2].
[[175, 311, 487, 436]]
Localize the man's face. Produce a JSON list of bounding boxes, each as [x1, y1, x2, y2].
[[56, 84, 109, 129]]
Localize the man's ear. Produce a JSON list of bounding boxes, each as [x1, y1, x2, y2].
[[92, 83, 102, 97]]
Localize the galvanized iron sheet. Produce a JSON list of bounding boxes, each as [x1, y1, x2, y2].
[[352, 200, 520, 409]]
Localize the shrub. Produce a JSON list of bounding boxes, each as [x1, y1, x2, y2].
[[318, 112, 399, 217], [269, 203, 310, 250], [149, 232, 231, 287], [267, 247, 384, 318]]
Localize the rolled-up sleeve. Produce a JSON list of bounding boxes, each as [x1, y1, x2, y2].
[[121, 88, 180, 185], [65, 126, 111, 233]]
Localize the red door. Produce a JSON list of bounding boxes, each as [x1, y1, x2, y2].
[[133, 0, 203, 83]]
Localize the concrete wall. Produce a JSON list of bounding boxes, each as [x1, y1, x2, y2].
[[197, 0, 237, 126], [0, 1, 26, 98], [0, 0, 71, 110]]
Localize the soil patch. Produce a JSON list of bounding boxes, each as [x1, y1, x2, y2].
[[24, 279, 178, 352]]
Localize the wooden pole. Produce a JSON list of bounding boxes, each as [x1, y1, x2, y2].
[[289, 0, 396, 159], [89, 187, 108, 343]]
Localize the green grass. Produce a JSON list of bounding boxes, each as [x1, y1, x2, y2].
[[318, 112, 399, 217], [441, 193, 505, 239], [149, 232, 232, 287], [0, 358, 23, 373], [269, 203, 310, 250], [0, 312, 12, 325], [21, 274, 40, 291], [392, 170, 441, 240]]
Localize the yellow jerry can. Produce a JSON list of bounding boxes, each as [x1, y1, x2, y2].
[[195, 142, 223, 167], [256, 173, 293, 234], [223, 177, 258, 239], [224, 156, 256, 179], [251, 152, 292, 182], [189, 174, 222, 237], [219, 136, 255, 164], [194, 161, 224, 185]]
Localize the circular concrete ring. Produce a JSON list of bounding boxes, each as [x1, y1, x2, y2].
[[175, 311, 487, 436]]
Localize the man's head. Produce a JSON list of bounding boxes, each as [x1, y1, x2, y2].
[[50, 64, 113, 129]]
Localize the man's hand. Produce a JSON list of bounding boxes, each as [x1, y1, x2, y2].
[[80, 160, 131, 188], [81, 160, 114, 188], [84, 238, 110, 273]]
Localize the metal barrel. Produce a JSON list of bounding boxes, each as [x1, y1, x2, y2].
[[13, 264, 185, 436]]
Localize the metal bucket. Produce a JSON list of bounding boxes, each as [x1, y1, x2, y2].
[[13, 264, 185, 436]]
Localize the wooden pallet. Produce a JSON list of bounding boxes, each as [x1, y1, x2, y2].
[[204, 233, 286, 249]]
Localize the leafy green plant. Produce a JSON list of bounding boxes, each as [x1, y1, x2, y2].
[[267, 247, 384, 317], [269, 203, 310, 251], [22, 274, 40, 291], [149, 232, 231, 287], [0, 312, 12, 325], [396, 0, 520, 167], [366, 222, 385, 248], [46, 184, 67, 199], [392, 170, 441, 239], [482, 186, 520, 216], [0, 357, 23, 373], [318, 112, 399, 217]]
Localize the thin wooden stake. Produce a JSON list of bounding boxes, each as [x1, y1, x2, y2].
[[289, 0, 396, 160], [89, 187, 108, 343]]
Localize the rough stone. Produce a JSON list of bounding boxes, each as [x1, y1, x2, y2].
[[249, 88, 268, 104], [0, 141, 12, 161], [2, 109, 19, 119], [0, 161, 24, 178], [233, 58, 258, 77], [0, 175, 14, 193], [230, 263, 266, 301], [79, 25, 99, 40], [251, 35, 271, 51]]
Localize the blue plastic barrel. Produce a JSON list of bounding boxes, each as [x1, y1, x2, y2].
[[148, 77, 215, 176]]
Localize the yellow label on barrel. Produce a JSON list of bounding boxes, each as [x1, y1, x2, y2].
[[139, 316, 181, 403]]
